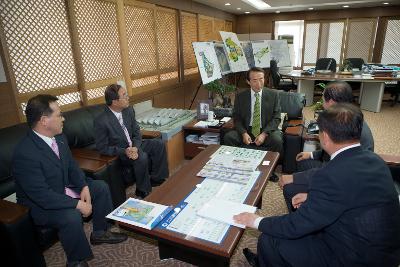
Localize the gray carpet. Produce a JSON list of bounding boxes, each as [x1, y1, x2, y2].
[[44, 100, 400, 266]]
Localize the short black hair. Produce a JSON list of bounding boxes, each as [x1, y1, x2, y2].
[[246, 67, 265, 82], [317, 103, 363, 143], [25, 94, 59, 128], [105, 84, 122, 106], [323, 81, 353, 103]]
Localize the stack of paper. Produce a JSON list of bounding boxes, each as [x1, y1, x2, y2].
[[199, 132, 220, 145]]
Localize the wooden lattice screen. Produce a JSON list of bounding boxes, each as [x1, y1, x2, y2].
[[181, 12, 198, 76], [344, 18, 377, 63], [213, 19, 225, 41], [225, 21, 233, 32], [303, 22, 320, 66], [381, 18, 400, 65], [156, 7, 178, 82], [0, 0, 79, 115], [73, 0, 123, 102], [198, 15, 214, 42]]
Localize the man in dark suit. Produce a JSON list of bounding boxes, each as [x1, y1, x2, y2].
[[223, 67, 283, 154], [279, 81, 375, 211], [94, 84, 169, 199], [13, 95, 127, 267], [235, 103, 400, 266]]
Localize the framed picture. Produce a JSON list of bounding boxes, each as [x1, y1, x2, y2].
[[197, 100, 212, 120]]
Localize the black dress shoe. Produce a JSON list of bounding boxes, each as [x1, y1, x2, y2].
[[66, 260, 89, 267], [243, 248, 259, 267], [90, 231, 128, 245], [269, 172, 279, 182], [135, 189, 150, 199], [151, 179, 165, 187]]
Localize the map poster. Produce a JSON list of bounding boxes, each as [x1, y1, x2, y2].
[[192, 42, 222, 84], [219, 31, 249, 73], [240, 41, 255, 68], [267, 39, 291, 67], [251, 41, 271, 68]]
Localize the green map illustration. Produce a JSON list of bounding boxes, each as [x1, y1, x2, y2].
[[254, 47, 270, 63], [199, 51, 214, 78], [113, 199, 154, 224], [225, 37, 244, 62]]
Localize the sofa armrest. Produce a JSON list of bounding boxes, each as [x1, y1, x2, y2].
[[71, 148, 117, 164], [0, 199, 29, 225], [141, 130, 161, 139], [74, 156, 108, 173], [379, 154, 400, 166]]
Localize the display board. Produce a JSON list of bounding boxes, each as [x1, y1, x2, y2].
[[219, 31, 249, 73], [241, 41, 255, 68], [213, 42, 231, 75], [192, 42, 222, 84], [252, 41, 271, 68], [267, 39, 291, 67]]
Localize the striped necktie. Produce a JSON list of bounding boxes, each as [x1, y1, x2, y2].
[[118, 115, 132, 147], [252, 93, 261, 137]]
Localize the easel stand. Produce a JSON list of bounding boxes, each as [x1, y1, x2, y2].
[[189, 81, 203, 110]]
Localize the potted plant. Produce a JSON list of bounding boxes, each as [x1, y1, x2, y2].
[[312, 82, 325, 118], [204, 79, 236, 108]]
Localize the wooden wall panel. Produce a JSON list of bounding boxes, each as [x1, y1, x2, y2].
[[153, 85, 184, 109]]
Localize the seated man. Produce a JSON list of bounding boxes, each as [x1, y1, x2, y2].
[[280, 81, 374, 211], [13, 95, 127, 267], [234, 103, 400, 267], [224, 67, 283, 155], [94, 84, 169, 199]]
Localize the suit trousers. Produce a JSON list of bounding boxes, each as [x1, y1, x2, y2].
[[223, 129, 283, 154], [41, 178, 113, 263], [122, 139, 169, 193], [257, 233, 335, 267], [283, 160, 322, 212]]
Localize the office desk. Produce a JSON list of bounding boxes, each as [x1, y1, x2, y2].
[[286, 71, 400, 112], [120, 144, 279, 267]]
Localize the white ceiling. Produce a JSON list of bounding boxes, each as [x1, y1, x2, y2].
[[193, 0, 400, 14]]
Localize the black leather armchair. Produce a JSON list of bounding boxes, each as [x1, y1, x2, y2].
[[315, 58, 337, 72], [269, 60, 296, 92], [344, 58, 365, 70]]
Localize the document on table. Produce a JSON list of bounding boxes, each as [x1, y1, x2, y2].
[[197, 199, 256, 228], [164, 172, 260, 243]]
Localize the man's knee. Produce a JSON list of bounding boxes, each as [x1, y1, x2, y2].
[[59, 209, 83, 228], [90, 179, 110, 195], [223, 130, 241, 146], [134, 151, 149, 165], [268, 132, 283, 151]]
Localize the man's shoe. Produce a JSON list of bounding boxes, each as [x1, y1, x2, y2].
[[90, 231, 128, 245], [135, 189, 150, 199], [269, 172, 279, 182], [66, 260, 89, 267], [151, 179, 165, 187], [243, 248, 259, 267]]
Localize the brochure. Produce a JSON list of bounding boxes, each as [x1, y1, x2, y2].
[[106, 198, 172, 230]]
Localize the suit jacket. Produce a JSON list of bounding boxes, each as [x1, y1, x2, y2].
[[259, 146, 400, 265], [312, 120, 374, 160], [13, 131, 87, 225], [94, 106, 142, 160], [233, 88, 281, 135]]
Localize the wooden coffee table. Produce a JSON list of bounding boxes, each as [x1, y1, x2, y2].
[[120, 144, 279, 266]]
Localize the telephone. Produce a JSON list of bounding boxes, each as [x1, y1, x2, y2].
[[307, 121, 319, 134]]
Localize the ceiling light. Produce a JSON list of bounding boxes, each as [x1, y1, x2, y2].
[[383, 2, 389, 4], [275, 11, 280, 13], [237, 7, 241, 10], [245, 11, 251, 14], [225, 3, 231, 6], [343, 5, 350, 8], [242, 0, 271, 10], [308, 7, 314, 10]]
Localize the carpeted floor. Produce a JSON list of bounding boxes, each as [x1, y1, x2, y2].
[[43, 100, 400, 266]]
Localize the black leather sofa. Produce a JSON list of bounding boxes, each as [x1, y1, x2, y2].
[[0, 103, 159, 266]]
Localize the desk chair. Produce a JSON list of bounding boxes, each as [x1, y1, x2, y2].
[[315, 58, 337, 72], [270, 60, 296, 92], [385, 81, 400, 107], [344, 58, 365, 102]]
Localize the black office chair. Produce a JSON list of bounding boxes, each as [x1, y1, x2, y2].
[[315, 58, 337, 72], [385, 81, 400, 107], [344, 58, 365, 70], [269, 60, 296, 92]]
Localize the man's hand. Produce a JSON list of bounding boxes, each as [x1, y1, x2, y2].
[[292, 193, 308, 209], [296, 152, 312, 161], [278, 174, 293, 189], [76, 200, 92, 217], [80, 186, 91, 205], [254, 132, 267, 146], [125, 146, 138, 160], [233, 212, 260, 229], [242, 132, 252, 145]]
